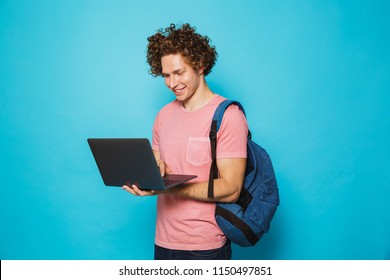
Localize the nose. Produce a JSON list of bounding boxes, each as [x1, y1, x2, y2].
[[168, 75, 177, 89]]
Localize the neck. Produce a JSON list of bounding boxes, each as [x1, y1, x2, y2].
[[183, 80, 214, 112]]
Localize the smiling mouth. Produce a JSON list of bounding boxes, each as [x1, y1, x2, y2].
[[174, 87, 186, 94]]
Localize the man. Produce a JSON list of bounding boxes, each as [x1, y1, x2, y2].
[[123, 23, 248, 260]]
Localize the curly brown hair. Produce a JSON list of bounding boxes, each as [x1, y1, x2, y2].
[[146, 23, 218, 77]]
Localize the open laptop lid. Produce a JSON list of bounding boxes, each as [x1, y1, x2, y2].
[[87, 138, 196, 190]]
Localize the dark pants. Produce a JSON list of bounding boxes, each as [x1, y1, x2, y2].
[[154, 240, 232, 260]]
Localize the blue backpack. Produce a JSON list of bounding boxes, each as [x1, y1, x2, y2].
[[208, 100, 280, 247]]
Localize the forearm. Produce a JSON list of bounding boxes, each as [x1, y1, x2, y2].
[[167, 177, 242, 203], [168, 158, 247, 202]]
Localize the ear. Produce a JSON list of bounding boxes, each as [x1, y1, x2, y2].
[[198, 66, 205, 76]]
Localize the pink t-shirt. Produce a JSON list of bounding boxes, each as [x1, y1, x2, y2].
[[152, 94, 248, 250]]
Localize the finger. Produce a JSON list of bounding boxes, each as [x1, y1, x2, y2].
[[128, 184, 142, 196], [123, 184, 156, 196], [151, 189, 165, 195], [158, 161, 165, 177], [131, 184, 155, 196], [122, 184, 137, 195]]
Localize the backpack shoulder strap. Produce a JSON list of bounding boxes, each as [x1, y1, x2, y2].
[[208, 99, 246, 198], [212, 100, 246, 132]]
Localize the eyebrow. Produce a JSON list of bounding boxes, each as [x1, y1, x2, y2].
[[162, 68, 185, 76]]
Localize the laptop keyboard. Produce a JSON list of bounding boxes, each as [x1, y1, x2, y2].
[[163, 179, 180, 187]]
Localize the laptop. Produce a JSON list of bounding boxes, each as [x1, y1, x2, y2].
[[87, 138, 197, 190]]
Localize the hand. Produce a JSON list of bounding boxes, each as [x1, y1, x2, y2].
[[122, 159, 171, 197], [156, 159, 172, 177], [122, 184, 157, 196]]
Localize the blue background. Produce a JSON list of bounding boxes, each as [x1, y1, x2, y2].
[[1, 0, 389, 260]]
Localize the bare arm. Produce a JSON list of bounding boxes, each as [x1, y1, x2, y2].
[[123, 156, 246, 203], [166, 158, 246, 203]]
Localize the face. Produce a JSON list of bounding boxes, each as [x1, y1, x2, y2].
[[161, 54, 203, 103]]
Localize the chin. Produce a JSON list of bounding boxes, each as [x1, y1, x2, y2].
[[175, 94, 187, 101]]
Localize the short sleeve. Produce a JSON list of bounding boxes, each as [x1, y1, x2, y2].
[[216, 104, 248, 159]]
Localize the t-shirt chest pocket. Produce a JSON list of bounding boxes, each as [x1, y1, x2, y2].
[[186, 137, 211, 166]]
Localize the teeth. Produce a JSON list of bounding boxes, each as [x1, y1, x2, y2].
[[174, 88, 185, 94]]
